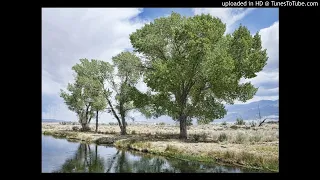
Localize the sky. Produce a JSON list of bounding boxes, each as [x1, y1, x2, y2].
[[42, 8, 279, 123]]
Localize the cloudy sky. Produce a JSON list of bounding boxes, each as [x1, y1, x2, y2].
[[42, 8, 279, 123]]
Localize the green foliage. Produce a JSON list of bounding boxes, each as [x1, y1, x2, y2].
[[193, 134, 201, 141], [186, 117, 193, 126], [235, 118, 245, 125], [109, 52, 146, 130], [130, 12, 268, 137], [60, 59, 111, 128], [60, 52, 147, 134]]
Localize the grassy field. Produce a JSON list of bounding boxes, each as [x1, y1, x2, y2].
[[42, 122, 279, 172]]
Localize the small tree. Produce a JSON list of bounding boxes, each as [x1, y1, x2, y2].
[[235, 117, 245, 125], [64, 59, 111, 131], [105, 51, 144, 135], [60, 75, 104, 131]]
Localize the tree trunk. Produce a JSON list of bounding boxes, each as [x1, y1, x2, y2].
[[95, 110, 99, 133], [179, 114, 187, 139], [81, 123, 90, 132], [106, 98, 122, 130], [120, 116, 127, 135], [119, 100, 127, 135], [95, 144, 98, 160]]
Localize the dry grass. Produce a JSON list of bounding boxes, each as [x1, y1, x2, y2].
[[42, 123, 278, 144], [115, 138, 278, 171]]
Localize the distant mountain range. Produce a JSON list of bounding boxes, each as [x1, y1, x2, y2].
[[42, 119, 65, 123], [42, 100, 279, 124], [216, 99, 279, 122]]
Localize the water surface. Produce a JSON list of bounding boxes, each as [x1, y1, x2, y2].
[[42, 135, 263, 173]]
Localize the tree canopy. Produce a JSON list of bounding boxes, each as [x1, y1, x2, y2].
[[129, 12, 268, 139], [60, 59, 111, 130]]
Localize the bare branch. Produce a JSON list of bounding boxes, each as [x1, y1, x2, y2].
[[258, 118, 267, 127]]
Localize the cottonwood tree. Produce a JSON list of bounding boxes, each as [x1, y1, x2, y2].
[[60, 75, 105, 131], [130, 12, 268, 139], [106, 52, 144, 135], [69, 54, 144, 135], [60, 59, 109, 131]]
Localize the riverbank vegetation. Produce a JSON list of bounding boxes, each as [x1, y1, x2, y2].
[[42, 123, 278, 171]]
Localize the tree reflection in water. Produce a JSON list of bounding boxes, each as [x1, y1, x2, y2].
[[53, 143, 105, 173], [52, 143, 250, 173]]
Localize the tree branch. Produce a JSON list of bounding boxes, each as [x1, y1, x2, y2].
[[157, 46, 167, 61], [106, 98, 122, 127], [201, 85, 212, 91], [133, 64, 155, 71], [258, 118, 267, 127]]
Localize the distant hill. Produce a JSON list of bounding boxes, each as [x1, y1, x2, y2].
[[42, 119, 65, 123], [42, 100, 278, 124], [216, 100, 279, 122]]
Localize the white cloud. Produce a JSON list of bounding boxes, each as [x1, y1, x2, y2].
[[256, 87, 279, 96], [42, 8, 147, 122], [236, 21, 279, 104], [42, 100, 77, 121], [260, 21, 279, 71], [42, 70, 63, 95], [192, 8, 255, 33], [241, 71, 279, 89]]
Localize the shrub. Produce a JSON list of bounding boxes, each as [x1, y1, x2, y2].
[[230, 125, 238, 130], [72, 126, 79, 131], [235, 118, 245, 125], [262, 136, 277, 142], [200, 133, 207, 141], [165, 145, 180, 153], [224, 151, 235, 159], [131, 130, 136, 135], [249, 121, 257, 127], [60, 122, 67, 125], [218, 133, 228, 142], [249, 134, 262, 142], [193, 134, 201, 141], [221, 121, 227, 126], [235, 132, 247, 144], [239, 152, 255, 164], [81, 126, 91, 131], [158, 122, 166, 126]]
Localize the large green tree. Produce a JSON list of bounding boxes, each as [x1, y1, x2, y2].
[[130, 12, 268, 139]]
